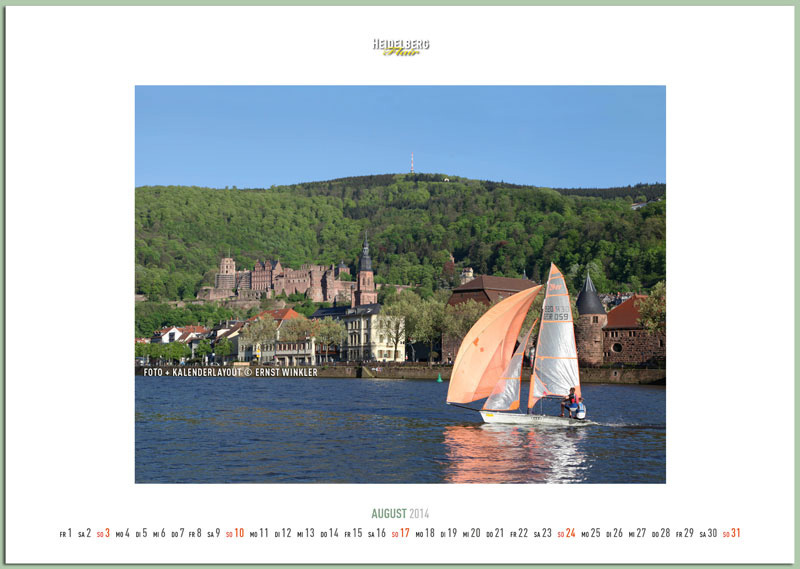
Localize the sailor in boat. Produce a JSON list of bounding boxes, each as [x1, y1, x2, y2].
[[560, 387, 578, 418], [575, 398, 587, 420]]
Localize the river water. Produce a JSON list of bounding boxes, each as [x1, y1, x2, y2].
[[135, 376, 665, 483]]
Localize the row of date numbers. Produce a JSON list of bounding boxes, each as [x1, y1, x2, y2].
[[60, 527, 741, 540]]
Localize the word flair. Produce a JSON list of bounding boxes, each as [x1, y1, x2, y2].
[[373, 38, 430, 56]]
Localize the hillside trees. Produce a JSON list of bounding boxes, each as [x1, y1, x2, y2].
[[134, 301, 245, 337], [636, 281, 666, 334], [136, 175, 665, 301]]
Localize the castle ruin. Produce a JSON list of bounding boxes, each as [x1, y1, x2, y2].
[[202, 234, 378, 307]]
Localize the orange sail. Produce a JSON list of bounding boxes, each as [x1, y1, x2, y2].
[[447, 285, 541, 405], [482, 318, 538, 411], [528, 263, 581, 411]]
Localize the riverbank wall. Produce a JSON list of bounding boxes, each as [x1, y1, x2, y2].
[[335, 365, 665, 384], [579, 367, 665, 385], [136, 365, 665, 384]]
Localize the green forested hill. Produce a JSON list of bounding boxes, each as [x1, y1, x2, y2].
[[135, 174, 665, 300]]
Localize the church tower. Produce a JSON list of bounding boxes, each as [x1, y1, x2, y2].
[[352, 232, 378, 307], [575, 274, 607, 366]]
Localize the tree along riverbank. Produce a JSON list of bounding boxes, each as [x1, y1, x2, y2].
[[135, 365, 665, 384]]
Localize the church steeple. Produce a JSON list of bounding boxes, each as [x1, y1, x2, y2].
[[359, 231, 372, 273], [353, 231, 377, 307]]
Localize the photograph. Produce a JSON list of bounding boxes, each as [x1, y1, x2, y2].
[[135, 85, 666, 484]]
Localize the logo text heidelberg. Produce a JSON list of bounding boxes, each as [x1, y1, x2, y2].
[[373, 39, 430, 56]]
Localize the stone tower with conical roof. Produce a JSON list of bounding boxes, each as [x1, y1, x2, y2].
[[575, 273, 608, 366], [352, 232, 378, 307]]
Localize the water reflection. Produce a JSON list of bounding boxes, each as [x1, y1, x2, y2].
[[442, 423, 589, 483], [137, 377, 664, 483]]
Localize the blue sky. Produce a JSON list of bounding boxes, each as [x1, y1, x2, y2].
[[135, 86, 665, 189]]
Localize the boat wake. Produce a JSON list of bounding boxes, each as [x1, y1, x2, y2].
[[594, 421, 665, 429]]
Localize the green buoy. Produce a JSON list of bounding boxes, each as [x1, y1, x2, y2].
[[437, 373, 443, 383]]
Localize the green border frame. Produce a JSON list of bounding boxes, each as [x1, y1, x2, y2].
[[0, 1, 795, 568]]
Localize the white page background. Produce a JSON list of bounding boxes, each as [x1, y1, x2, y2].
[[5, 5, 794, 564]]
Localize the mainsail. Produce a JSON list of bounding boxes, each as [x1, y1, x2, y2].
[[528, 263, 581, 411], [482, 318, 538, 411], [446, 285, 542, 405]]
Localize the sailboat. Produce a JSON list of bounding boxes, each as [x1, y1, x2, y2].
[[446, 263, 589, 426]]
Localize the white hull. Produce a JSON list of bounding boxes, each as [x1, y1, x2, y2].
[[480, 410, 592, 426]]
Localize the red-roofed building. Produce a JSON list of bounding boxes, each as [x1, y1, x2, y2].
[[239, 308, 316, 364], [180, 325, 210, 334], [248, 307, 303, 324], [605, 294, 648, 329], [602, 294, 665, 365], [447, 275, 538, 307], [248, 308, 305, 341]]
